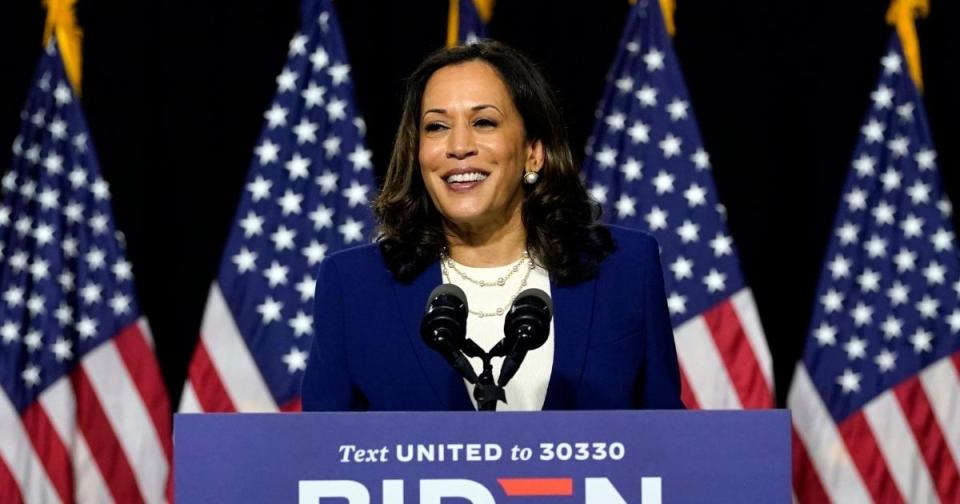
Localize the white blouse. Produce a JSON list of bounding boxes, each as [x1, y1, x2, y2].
[[441, 257, 554, 411]]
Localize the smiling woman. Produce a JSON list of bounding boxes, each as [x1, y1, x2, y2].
[[300, 41, 685, 412], [376, 42, 614, 284], [417, 61, 539, 253]]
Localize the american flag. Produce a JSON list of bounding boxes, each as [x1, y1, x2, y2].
[[448, 0, 489, 46], [581, 0, 774, 409], [179, 0, 376, 413], [0, 42, 172, 503], [789, 31, 960, 503]]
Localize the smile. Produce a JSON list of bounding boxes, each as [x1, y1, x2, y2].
[[444, 171, 488, 183]]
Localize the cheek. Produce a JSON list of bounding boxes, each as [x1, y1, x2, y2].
[[497, 139, 527, 170], [417, 160, 443, 207], [418, 140, 444, 173], [418, 167, 440, 202]]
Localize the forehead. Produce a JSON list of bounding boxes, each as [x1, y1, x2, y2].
[[421, 60, 513, 109]]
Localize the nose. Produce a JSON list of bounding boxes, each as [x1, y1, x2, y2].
[[446, 122, 477, 160]]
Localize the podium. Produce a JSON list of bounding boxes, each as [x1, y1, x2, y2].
[[174, 410, 790, 503]]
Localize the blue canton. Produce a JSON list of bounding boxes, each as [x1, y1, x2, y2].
[[457, 0, 488, 44]]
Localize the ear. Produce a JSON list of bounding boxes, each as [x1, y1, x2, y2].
[[525, 139, 545, 172]]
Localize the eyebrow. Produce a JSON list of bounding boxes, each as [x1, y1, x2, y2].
[[422, 104, 503, 119]]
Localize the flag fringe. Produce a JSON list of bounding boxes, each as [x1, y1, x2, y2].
[[446, 0, 459, 48], [43, 0, 83, 93], [886, 0, 929, 91]]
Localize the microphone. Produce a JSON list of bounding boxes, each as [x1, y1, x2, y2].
[[421, 284, 478, 383], [497, 288, 552, 387]]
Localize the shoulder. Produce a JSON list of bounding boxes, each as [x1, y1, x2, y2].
[[323, 242, 383, 269], [593, 226, 668, 320], [317, 242, 392, 286], [592, 225, 664, 289], [604, 224, 661, 263]]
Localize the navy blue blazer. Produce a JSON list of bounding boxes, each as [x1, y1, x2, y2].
[[300, 225, 684, 411]]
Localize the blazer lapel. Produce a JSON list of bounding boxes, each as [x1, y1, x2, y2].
[[393, 262, 474, 410], [543, 275, 597, 409]]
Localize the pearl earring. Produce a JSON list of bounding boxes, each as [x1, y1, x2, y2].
[[523, 171, 540, 185]]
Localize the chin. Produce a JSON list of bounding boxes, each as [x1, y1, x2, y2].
[[439, 208, 490, 228], [432, 194, 488, 221]]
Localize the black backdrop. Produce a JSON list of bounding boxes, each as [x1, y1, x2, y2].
[[2, 1, 958, 407]]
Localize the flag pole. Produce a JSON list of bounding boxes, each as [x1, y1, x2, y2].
[[886, 0, 929, 91], [446, 0, 460, 48], [42, 0, 83, 93]]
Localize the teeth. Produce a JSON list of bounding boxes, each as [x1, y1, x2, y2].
[[447, 172, 487, 183]]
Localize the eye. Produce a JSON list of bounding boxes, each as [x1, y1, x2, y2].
[[423, 122, 448, 133], [473, 118, 498, 129]]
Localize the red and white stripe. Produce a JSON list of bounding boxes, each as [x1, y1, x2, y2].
[[180, 283, 280, 413], [0, 319, 172, 504], [673, 288, 774, 409], [790, 350, 960, 503]]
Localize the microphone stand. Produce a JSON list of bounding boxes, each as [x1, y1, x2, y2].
[[426, 288, 551, 412], [459, 338, 526, 411], [423, 330, 509, 411], [458, 340, 503, 411]]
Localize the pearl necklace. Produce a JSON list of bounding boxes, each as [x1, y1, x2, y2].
[[440, 251, 535, 318], [445, 250, 529, 287]]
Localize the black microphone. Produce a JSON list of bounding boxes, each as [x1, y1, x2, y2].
[[421, 284, 478, 383], [497, 288, 552, 387]]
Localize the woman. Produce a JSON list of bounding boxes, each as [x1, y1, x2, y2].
[[301, 41, 683, 411]]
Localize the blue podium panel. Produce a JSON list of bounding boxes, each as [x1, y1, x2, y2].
[[174, 410, 790, 503]]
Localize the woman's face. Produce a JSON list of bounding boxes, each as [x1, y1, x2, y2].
[[418, 60, 543, 233]]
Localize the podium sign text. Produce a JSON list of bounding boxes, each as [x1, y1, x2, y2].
[[174, 410, 790, 503]]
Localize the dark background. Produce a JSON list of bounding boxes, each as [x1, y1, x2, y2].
[[2, 1, 958, 407]]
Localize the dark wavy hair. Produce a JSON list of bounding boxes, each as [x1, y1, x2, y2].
[[374, 40, 613, 284]]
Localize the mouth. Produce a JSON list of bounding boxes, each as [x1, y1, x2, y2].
[[442, 169, 489, 190]]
